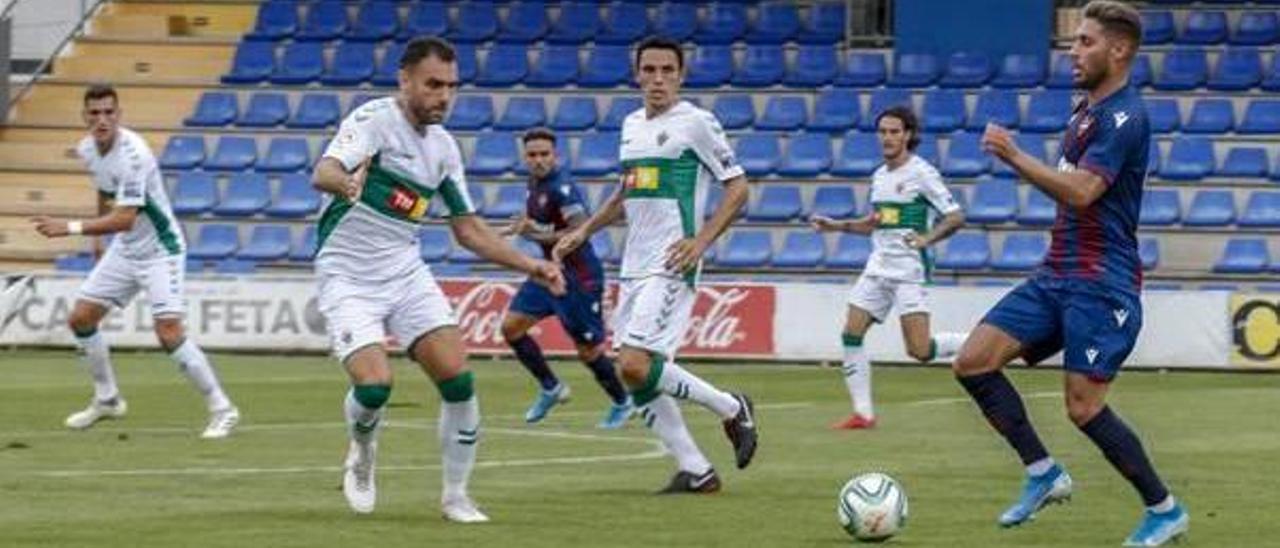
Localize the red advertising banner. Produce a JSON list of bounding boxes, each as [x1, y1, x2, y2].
[[439, 280, 775, 357]]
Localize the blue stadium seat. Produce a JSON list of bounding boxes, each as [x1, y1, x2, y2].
[[495, 97, 547, 131], [1184, 190, 1236, 226], [828, 234, 871, 269], [773, 231, 825, 268], [685, 46, 734, 89], [940, 51, 992, 88], [287, 93, 340, 129], [1239, 191, 1280, 228], [525, 45, 579, 88], [1045, 53, 1074, 89], [578, 45, 630, 88], [188, 224, 240, 260], [757, 96, 807, 131], [1183, 98, 1235, 134], [161, 135, 205, 170], [346, 1, 398, 42], [889, 53, 940, 87], [597, 2, 648, 45], [991, 53, 1045, 88], [237, 92, 289, 128], [735, 135, 781, 177], [860, 88, 912, 130], [212, 258, 256, 275], [400, 2, 448, 40], [238, 225, 292, 262], [214, 173, 270, 217], [573, 132, 621, 176], [1141, 10, 1174, 44], [290, 226, 317, 262], [221, 42, 274, 85], [652, 3, 697, 42], [450, 1, 499, 43], [497, 0, 549, 44], [1145, 98, 1181, 133], [467, 132, 518, 176], [246, 1, 298, 41], [1140, 238, 1159, 271], [748, 185, 803, 221], [1140, 189, 1181, 226], [1231, 11, 1280, 45], [733, 45, 785, 87], [993, 134, 1045, 178], [966, 178, 1017, 223], [320, 42, 375, 86], [455, 43, 478, 84], [445, 96, 494, 130], [922, 90, 966, 132], [811, 186, 857, 219], [936, 233, 990, 270], [600, 97, 641, 131], [991, 233, 1047, 271], [695, 3, 748, 45], [1023, 90, 1073, 133], [798, 2, 845, 45], [295, 0, 347, 42], [1162, 137, 1215, 180], [371, 42, 406, 87], [347, 93, 380, 116], [1132, 54, 1153, 88], [591, 231, 619, 265], [779, 133, 833, 177], [54, 253, 94, 273], [265, 173, 320, 218], [185, 91, 238, 128], [1148, 140, 1162, 175], [832, 132, 881, 177], [1018, 188, 1056, 226], [836, 52, 886, 87], [967, 89, 1019, 131], [1178, 10, 1228, 45], [1239, 100, 1280, 134], [712, 95, 754, 130], [476, 44, 528, 88], [1264, 54, 1280, 92], [486, 184, 526, 220], [258, 137, 310, 173], [718, 231, 771, 268], [1208, 47, 1262, 91], [1154, 48, 1208, 90], [547, 1, 601, 44], [467, 185, 487, 218], [204, 136, 257, 172], [1214, 238, 1269, 273], [171, 172, 217, 216], [747, 2, 800, 44], [270, 42, 324, 85], [1218, 147, 1269, 178], [943, 133, 990, 178], [550, 96, 597, 131], [916, 134, 941, 167], [419, 227, 452, 263], [809, 89, 859, 133], [785, 45, 838, 88]]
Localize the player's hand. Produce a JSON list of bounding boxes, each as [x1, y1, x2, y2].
[[665, 237, 707, 274], [551, 229, 586, 264], [809, 214, 842, 232], [981, 123, 1019, 162], [529, 259, 567, 296], [344, 159, 370, 200], [903, 233, 929, 250], [498, 217, 527, 237], [30, 216, 69, 238]]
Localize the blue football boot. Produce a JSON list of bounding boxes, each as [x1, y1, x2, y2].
[[998, 464, 1073, 527]]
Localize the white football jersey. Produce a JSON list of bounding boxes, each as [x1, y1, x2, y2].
[[76, 127, 184, 260], [863, 154, 961, 283]]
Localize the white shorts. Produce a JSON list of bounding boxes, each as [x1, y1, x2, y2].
[[78, 246, 186, 317], [847, 275, 929, 323], [611, 276, 695, 358], [317, 264, 456, 363]]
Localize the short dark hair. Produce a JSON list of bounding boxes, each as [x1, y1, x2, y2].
[[522, 127, 556, 146], [399, 36, 457, 69], [83, 83, 118, 107], [1083, 0, 1142, 56], [634, 37, 684, 70], [875, 106, 921, 151]]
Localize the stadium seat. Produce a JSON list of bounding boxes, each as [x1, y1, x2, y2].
[[1153, 48, 1208, 90], [718, 231, 771, 268], [287, 93, 340, 129], [237, 92, 289, 128], [419, 227, 452, 263], [547, 1, 600, 44], [320, 42, 375, 86], [652, 2, 697, 42], [1178, 10, 1228, 45], [773, 231, 825, 268], [991, 234, 1047, 272], [798, 1, 845, 45], [991, 53, 1045, 88], [915, 134, 941, 167], [455, 43, 478, 84], [525, 45, 579, 88], [1023, 90, 1073, 133], [836, 52, 887, 87], [967, 89, 1019, 130], [712, 95, 754, 130], [597, 2, 647, 44], [346, 1, 398, 42], [295, 0, 347, 42], [590, 231, 619, 265], [466, 186, 487, 218], [685, 46, 734, 89], [445, 96, 494, 131], [270, 42, 324, 85], [747, 1, 800, 44], [811, 186, 857, 219], [695, 3, 748, 45], [188, 224, 239, 260], [922, 90, 966, 132], [1144, 98, 1180, 133], [965, 178, 1017, 223], [1214, 238, 1270, 273], [1208, 47, 1262, 91], [779, 133, 833, 178], [936, 233, 990, 271], [757, 96, 807, 131], [1148, 140, 1162, 175], [171, 172, 218, 216], [497, 0, 549, 44], [1139, 238, 1159, 271], [1231, 12, 1280, 46], [1184, 190, 1236, 227], [185, 92, 237, 127], [1141, 10, 1174, 44], [265, 173, 320, 218], [54, 253, 94, 273], [828, 234, 871, 269], [371, 42, 406, 87], [289, 226, 317, 262], [238, 225, 292, 262], [1045, 53, 1074, 89], [467, 132, 518, 176], [450, 1, 499, 43], [1017, 188, 1057, 226], [550, 96, 597, 131], [748, 185, 803, 221], [784, 45, 837, 88], [578, 45, 630, 88], [733, 45, 785, 87], [1218, 147, 1269, 178], [860, 88, 912, 130], [495, 97, 547, 131], [214, 173, 270, 217], [993, 134, 1045, 178], [599, 97, 641, 131], [1239, 100, 1280, 134], [1263, 54, 1280, 92], [161, 135, 205, 170], [1162, 137, 1215, 180], [400, 2, 448, 40], [204, 136, 257, 172], [246, 1, 298, 41], [735, 135, 781, 177], [832, 132, 881, 177], [485, 184, 526, 220], [221, 42, 275, 85], [258, 138, 310, 173], [942, 133, 990, 178], [809, 89, 859, 133], [476, 44, 528, 88], [1183, 98, 1235, 134], [1132, 54, 1153, 88], [210, 258, 255, 275], [702, 184, 744, 220], [889, 53, 940, 87], [1239, 191, 1280, 228], [939, 51, 992, 88], [1139, 189, 1181, 226], [573, 132, 620, 176]]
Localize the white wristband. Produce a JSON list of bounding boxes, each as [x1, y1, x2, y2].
[[67, 221, 84, 235]]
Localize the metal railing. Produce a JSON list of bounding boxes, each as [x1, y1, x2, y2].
[[2, 0, 104, 124]]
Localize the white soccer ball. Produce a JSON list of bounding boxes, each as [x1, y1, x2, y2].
[[836, 472, 909, 542]]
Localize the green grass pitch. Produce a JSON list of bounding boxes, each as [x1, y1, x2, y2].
[[1, 349, 1277, 547]]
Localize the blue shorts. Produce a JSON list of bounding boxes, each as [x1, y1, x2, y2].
[[509, 279, 606, 346], [981, 277, 1143, 382]]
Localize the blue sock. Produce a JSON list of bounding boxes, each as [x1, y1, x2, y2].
[[957, 370, 1051, 467], [510, 335, 559, 391], [584, 354, 628, 405], [1079, 406, 1170, 507]]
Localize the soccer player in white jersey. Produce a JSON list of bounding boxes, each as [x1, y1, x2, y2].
[[554, 37, 758, 494], [810, 106, 968, 430], [31, 84, 239, 439], [311, 37, 565, 521]]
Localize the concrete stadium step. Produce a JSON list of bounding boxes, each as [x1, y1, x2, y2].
[[0, 216, 91, 261], [53, 41, 233, 84], [89, 1, 256, 40], [0, 173, 97, 217]]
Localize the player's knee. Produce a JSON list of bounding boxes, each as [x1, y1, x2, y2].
[[1064, 391, 1105, 426], [153, 318, 185, 351], [951, 345, 988, 375], [906, 343, 933, 363], [499, 317, 527, 344], [576, 343, 603, 363], [616, 354, 648, 387]]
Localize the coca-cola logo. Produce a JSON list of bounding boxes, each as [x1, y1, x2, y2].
[[450, 282, 518, 346], [684, 286, 750, 350]]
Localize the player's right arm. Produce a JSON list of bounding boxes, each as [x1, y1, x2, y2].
[[551, 184, 623, 262], [811, 213, 878, 235], [982, 122, 1109, 209], [313, 105, 382, 199], [32, 164, 145, 239]]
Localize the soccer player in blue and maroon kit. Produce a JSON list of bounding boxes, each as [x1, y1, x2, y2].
[[964, 2, 1187, 545], [500, 128, 632, 429]]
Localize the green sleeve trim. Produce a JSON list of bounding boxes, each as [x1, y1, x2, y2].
[[438, 176, 474, 217]]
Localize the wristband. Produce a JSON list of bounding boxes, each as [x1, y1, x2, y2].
[[67, 221, 84, 235]]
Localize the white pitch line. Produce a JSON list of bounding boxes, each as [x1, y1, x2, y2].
[[904, 391, 1060, 407]]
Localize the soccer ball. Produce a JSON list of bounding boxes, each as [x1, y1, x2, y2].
[[836, 472, 908, 542]]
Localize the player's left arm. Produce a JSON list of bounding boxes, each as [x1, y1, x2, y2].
[[451, 215, 564, 295], [982, 123, 1111, 209], [667, 112, 748, 273], [907, 169, 966, 249]]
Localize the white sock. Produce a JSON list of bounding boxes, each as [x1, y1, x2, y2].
[[344, 390, 385, 446], [1026, 457, 1056, 477], [75, 331, 118, 402], [169, 339, 232, 412], [658, 361, 741, 420], [439, 396, 479, 501], [842, 343, 873, 418], [932, 332, 968, 360], [1150, 495, 1177, 513], [638, 395, 712, 474]]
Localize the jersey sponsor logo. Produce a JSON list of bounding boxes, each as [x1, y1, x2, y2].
[[877, 207, 900, 226], [1113, 111, 1130, 129], [386, 186, 429, 220], [623, 166, 660, 190]]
